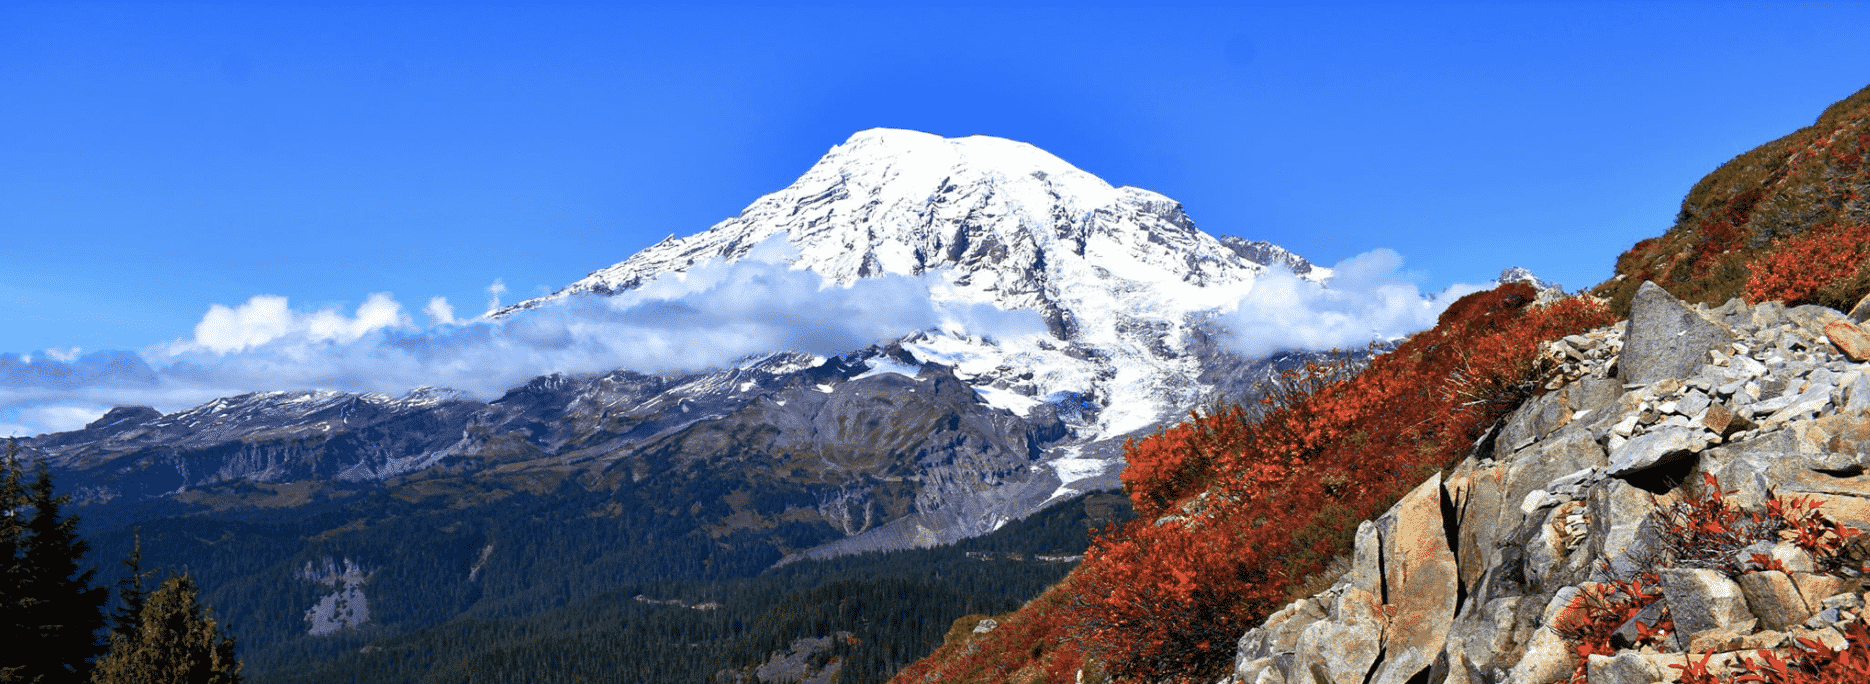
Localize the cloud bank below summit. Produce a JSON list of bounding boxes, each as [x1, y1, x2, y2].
[[1215, 249, 1488, 359], [1, 248, 1482, 437], [0, 247, 1048, 436]]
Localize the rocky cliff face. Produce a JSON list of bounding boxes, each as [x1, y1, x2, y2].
[[1227, 283, 1870, 684]]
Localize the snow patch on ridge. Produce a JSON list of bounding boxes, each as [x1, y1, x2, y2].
[[854, 356, 921, 380], [972, 385, 1041, 416], [1041, 446, 1124, 504]]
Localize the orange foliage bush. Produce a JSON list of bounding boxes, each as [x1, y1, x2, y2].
[[889, 581, 1087, 684], [1653, 473, 1864, 577], [1744, 223, 1870, 308]]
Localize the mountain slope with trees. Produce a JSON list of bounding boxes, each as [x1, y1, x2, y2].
[[16, 128, 1349, 684]]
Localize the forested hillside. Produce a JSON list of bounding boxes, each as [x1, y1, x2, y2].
[[194, 490, 1126, 684]]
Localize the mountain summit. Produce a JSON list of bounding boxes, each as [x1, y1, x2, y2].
[[516, 128, 1315, 308], [509, 128, 1324, 444]]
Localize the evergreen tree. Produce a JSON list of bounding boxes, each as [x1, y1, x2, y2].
[[109, 530, 152, 644], [2, 443, 26, 683], [91, 574, 242, 684], [9, 452, 110, 682]]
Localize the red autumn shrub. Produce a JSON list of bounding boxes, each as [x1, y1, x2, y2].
[[1672, 621, 1870, 684], [1654, 473, 1865, 576], [1554, 572, 1672, 684], [1074, 459, 1331, 682], [890, 581, 1082, 684], [1744, 223, 1870, 308]]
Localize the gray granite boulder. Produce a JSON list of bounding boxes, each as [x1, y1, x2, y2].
[[1622, 281, 1734, 386], [1736, 570, 1814, 631], [1659, 568, 1757, 648], [1606, 426, 1699, 478]]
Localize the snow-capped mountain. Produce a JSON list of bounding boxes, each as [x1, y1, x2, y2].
[[509, 128, 1323, 448], [28, 128, 1344, 571], [12, 128, 1492, 680]]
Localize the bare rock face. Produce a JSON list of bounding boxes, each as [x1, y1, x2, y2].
[[1825, 320, 1870, 362], [1586, 651, 1665, 684], [1605, 426, 1700, 478], [1370, 475, 1460, 684], [1228, 292, 1870, 684]]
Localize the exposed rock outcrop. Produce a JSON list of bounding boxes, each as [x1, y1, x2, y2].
[[1228, 284, 1870, 684]]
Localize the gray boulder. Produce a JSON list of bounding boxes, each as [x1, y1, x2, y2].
[[1606, 426, 1699, 478], [1736, 570, 1814, 631], [1659, 568, 1757, 647], [1586, 652, 1663, 684], [1622, 281, 1734, 386]]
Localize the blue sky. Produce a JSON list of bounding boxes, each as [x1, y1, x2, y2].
[[4, 1, 1870, 434]]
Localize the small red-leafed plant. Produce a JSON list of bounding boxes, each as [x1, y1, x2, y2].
[[1654, 474, 1781, 576], [1707, 620, 1870, 684], [1673, 649, 1725, 684], [1767, 494, 1863, 570], [1653, 474, 1866, 577], [1553, 570, 1673, 684]]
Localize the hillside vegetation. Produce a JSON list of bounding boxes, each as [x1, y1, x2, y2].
[[897, 83, 1870, 684], [1596, 84, 1870, 313]]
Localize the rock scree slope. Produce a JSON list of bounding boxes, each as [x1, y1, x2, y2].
[[1228, 284, 1870, 684]]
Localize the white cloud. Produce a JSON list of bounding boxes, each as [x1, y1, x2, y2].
[[188, 293, 412, 354], [26, 405, 108, 433], [193, 294, 295, 353], [0, 242, 1042, 436], [45, 347, 82, 362], [485, 279, 507, 313], [1214, 249, 1486, 359], [0, 402, 113, 438], [0, 242, 1475, 438], [425, 297, 457, 325]]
